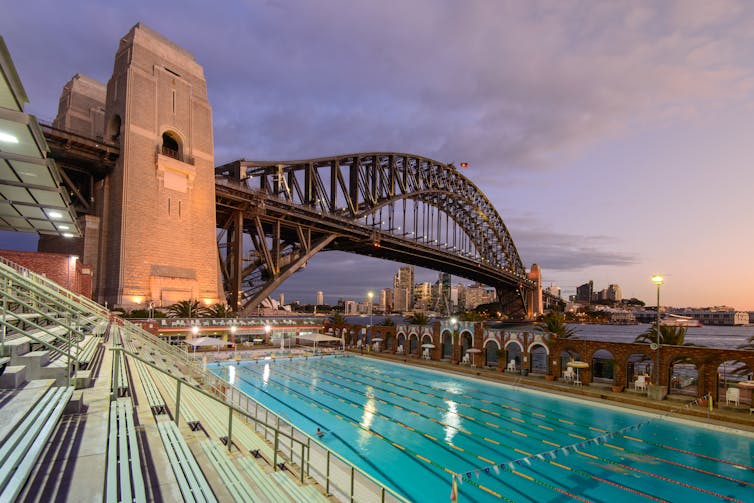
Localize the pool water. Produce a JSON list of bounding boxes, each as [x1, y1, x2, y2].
[[209, 356, 754, 502]]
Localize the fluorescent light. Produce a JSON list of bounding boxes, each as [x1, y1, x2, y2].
[[57, 224, 69, 230], [62, 232, 74, 238], [47, 210, 63, 219], [0, 132, 19, 143]]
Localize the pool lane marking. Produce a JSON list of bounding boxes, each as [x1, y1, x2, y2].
[[321, 358, 608, 442], [546, 461, 668, 503], [621, 436, 754, 472], [324, 362, 667, 502], [273, 361, 542, 456], [278, 360, 746, 499], [641, 454, 754, 488], [237, 363, 506, 470], [233, 365, 455, 486]]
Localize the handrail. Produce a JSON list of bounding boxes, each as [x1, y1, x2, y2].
[[116, 332, 409, 503]]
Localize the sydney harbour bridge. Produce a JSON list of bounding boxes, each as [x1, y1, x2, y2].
[[40, 126, 541, 317]]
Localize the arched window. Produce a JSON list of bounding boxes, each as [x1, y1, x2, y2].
[[108, 114, 122, 142], [161, 132, 181, 160]]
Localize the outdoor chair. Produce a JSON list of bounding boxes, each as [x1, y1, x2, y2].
[[396, 345, 404, 354], [461, 353, 470, 365], [563, 367, 575, 382], [506, 359, 517, 372], [634, 374, 647, 392], [725, 387, 740, 406]]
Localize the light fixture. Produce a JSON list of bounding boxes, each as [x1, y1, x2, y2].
[[0, 132, 19, 143], [47, 210, 63, 219], [62, 232, 74, 238], [58, 224, 70, 230]]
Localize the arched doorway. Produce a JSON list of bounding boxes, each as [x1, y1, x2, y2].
[[161, 131, 182, 160], [717, 360, 753, 409], [505, 342, 523, 371], [669, 358, 698, 397], [409, 334, 419, 355], [397, 333, 406, 353], [484, 340, 500, 368], [591, 349, 615, 384], [530, 344, 548, 374], [442, 331, 453, 359], [460, 332, 473, 360]]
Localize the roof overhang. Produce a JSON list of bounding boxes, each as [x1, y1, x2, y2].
[[0, 36, 81, 238]]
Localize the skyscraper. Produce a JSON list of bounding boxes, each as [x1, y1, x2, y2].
[[316, 290, 324, 306], [393, 266, 414, 311]]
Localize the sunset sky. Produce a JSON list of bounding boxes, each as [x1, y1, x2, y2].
[[2, 1, 753, 309]]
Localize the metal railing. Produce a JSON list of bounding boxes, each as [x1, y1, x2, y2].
[[117, 329, 408, 503]]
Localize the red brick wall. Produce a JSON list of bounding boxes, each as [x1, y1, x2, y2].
[[0, 249, 93, 298]]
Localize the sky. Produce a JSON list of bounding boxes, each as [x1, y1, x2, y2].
[[2, 0, 753, 309]]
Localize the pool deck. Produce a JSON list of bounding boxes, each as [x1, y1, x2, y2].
[[354, 350, 754, 434]]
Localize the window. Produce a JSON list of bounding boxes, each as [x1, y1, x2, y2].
[[161, 132, 180, 160]]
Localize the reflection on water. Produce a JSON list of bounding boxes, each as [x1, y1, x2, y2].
[[359, 387, 377, 447], [262, 363, 270, 384], [443, 400, 460, 444], [228, 365, 235, 385]]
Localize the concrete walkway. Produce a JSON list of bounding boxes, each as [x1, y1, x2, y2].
[[357, 350, 754, 433]]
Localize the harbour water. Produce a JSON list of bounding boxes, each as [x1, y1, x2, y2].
[[567, 323, 753, 349]]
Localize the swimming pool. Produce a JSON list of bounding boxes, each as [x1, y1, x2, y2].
[[209, 356, 754, 502]]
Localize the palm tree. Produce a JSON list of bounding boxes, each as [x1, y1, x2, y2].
[[167, 299, 207, 318], [379, 317, 395, 327], [406, 312, 429, 326], [206, 303, 235, 318], [541, 312, 576, 340], [634, 324, 688, 346]]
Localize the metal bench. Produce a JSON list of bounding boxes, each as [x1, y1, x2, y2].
[[105, 398, 146, 503], [273, 471, 330, 503], [157, 421, 217, 503], [200, 440, 257, 502], [133, 360, 167, 415], [76, 335, 101, 368], [237, 455, 293, 502], [0, 385, 74, 501]]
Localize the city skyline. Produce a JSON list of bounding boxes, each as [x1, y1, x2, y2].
[[1, 2, 753, 309]]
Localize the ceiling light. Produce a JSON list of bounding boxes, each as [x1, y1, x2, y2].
[[47, 210, 63, 219], [0, 132, 19, 143], [62, 232, 74, 238], [58, 224, 69, 230]]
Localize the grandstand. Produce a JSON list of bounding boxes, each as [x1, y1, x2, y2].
[[0, 256, 400, 502]]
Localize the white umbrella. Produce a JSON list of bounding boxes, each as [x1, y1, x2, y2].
[[421, 343, 435, 348], [465, 348, 481, 353], [253, 338, 264, 343], [567, 360, 589, 382], [372, 337, 384, 342]]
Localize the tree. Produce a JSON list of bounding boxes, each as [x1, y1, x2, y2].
[[206, 303, 235, 318], [329, 312, 345, 325], [634, 324, 688, 346], [167, 299, 207, 318], [459, 310, 484, 322], [406, 312, 429, 326], [541, 312, 576, 340], [379, 317, 395, 327]]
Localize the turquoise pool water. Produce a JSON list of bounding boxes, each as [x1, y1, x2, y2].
[[209, 356, 754, 502]]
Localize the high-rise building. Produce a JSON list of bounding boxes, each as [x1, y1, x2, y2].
[[316, 290, 324, 306], [344, 300, 358, 315], [278, 293, 285, 306], [464, 283, 496, 310], [414, 281, 431, 310], [393, 266, 414, 311], [607, 284, 622, 302], [431, 272, 452, 314], [576, 281, 593, 303], [380, 288, 392, 312], [545, 284, 561, 298]]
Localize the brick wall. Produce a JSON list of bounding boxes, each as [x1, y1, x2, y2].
[[0, 249, 93, 298]]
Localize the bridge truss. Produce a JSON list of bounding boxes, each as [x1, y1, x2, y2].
[[215, 153, 536, 316]]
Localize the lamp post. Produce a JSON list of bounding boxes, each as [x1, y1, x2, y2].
[[651, 275, 664, 387], [450, 316, 458, 363], [191, 325, 199, 358], [230, 325, 237, 360], [367, 291, 374, 345]]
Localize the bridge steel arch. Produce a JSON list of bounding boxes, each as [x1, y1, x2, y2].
[[215, 153, 536, 316]]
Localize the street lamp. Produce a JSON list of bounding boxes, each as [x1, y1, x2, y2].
[[264, 324, 271, 345], [651, 275, 664, 385], [230, 325, 237, 360], [450, 316, 458, 362], [367, 291, 374, 345], [191, 325, 199, 358]]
